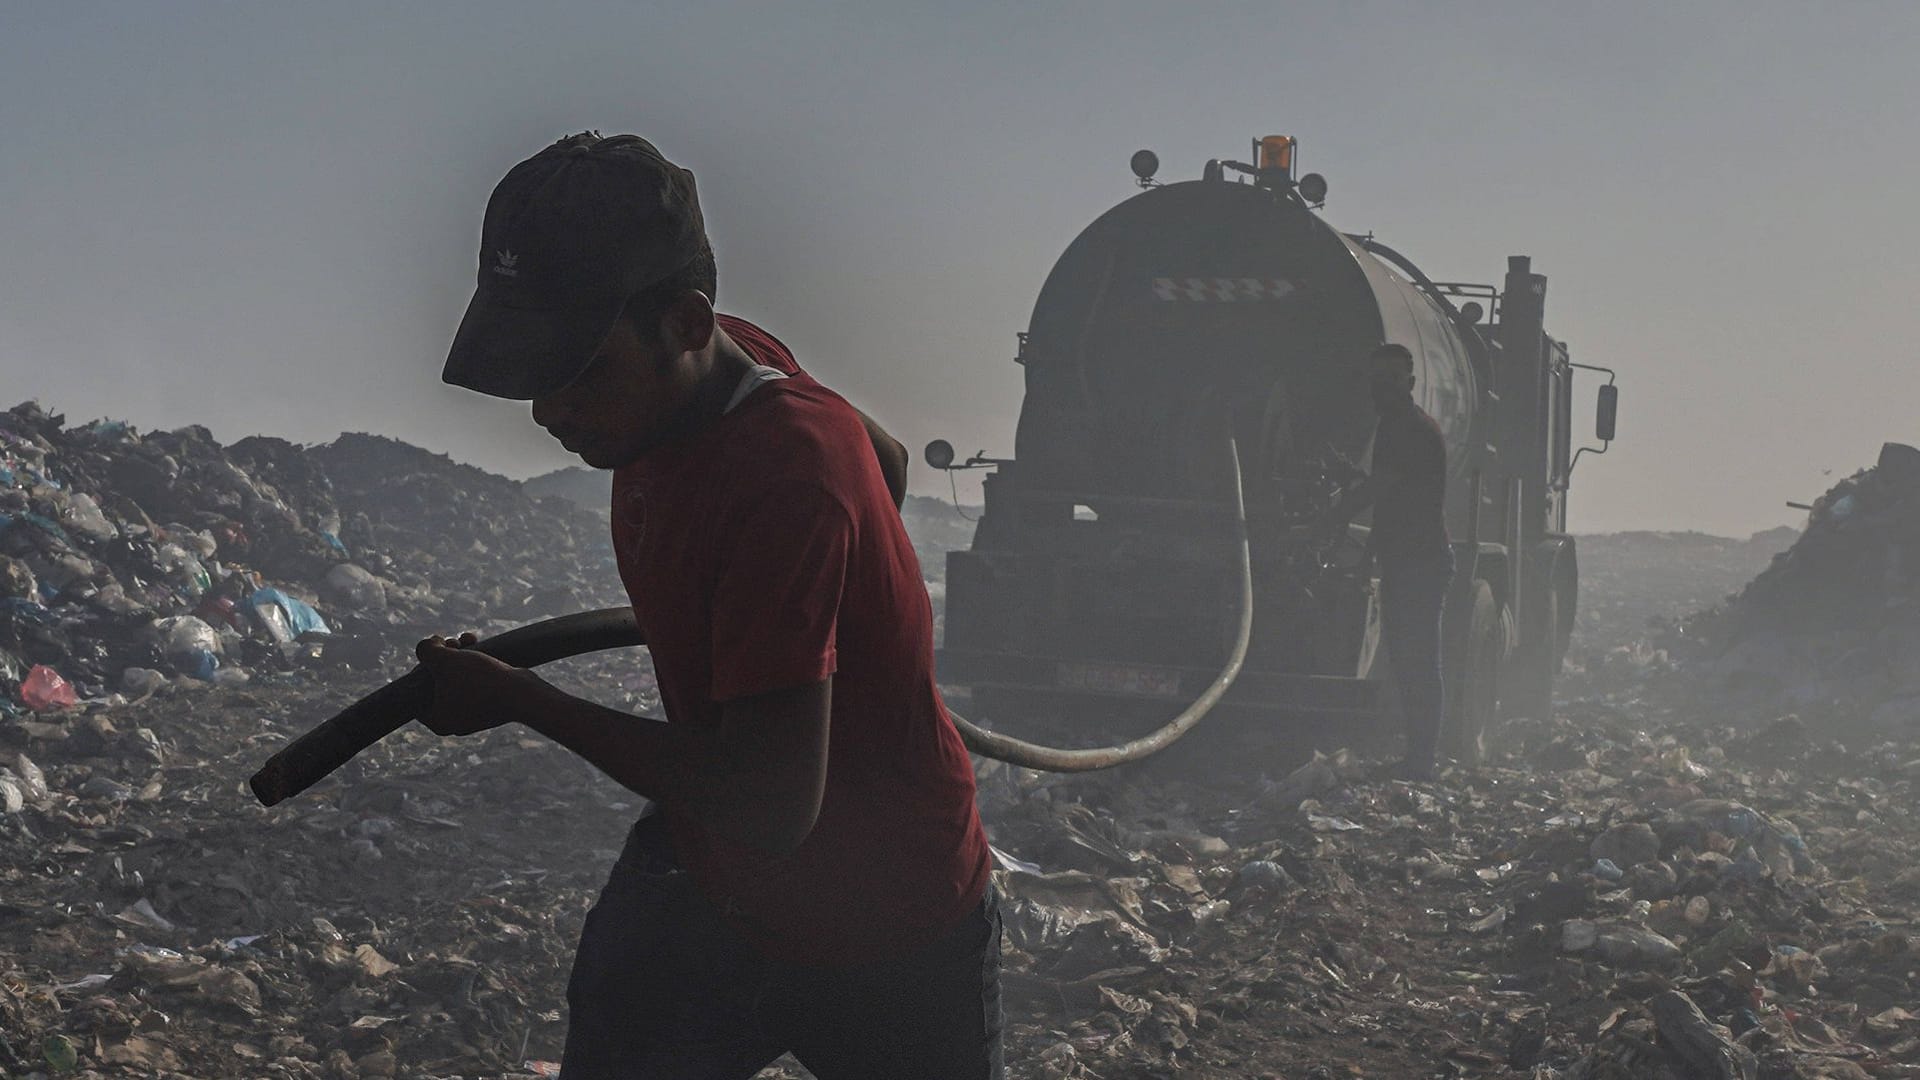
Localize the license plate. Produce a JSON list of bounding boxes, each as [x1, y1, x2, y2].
[[1055, 661, 1183, 698]]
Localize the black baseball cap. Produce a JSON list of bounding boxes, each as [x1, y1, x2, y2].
[[442, 133, 708, 400]]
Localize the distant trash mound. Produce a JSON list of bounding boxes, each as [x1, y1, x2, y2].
[[1678, 442, 1920, 732], [0, 401, 620, 712], [521, 466, 614, 517], [1715, 442, 1920, 635]]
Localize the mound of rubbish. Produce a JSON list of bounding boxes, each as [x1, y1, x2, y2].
[[520, 466, 611, 518], [12, 402, 1920, 1078], [1563, 527, 1797, 690], [10, 665, 1920, 1077], [0, 401, 621, 715], [1675, 442, 1920, 735]]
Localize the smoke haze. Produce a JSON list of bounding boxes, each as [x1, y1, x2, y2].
[[2, 2, 1915, 535]]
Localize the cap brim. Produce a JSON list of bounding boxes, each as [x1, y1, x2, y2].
[[442, 290, 625, 400]]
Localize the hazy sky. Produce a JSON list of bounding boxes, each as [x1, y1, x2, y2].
[[3, 2, 1916, 535]]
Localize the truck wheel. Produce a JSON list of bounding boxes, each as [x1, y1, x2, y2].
[[1503, 578, 1566, 722], [1443, 580, 1501, 765]]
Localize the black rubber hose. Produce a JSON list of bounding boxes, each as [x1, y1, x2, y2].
[[942, 438, 1252, 770], [248, 442, 1251, 802], [247, 609, 647, 806]]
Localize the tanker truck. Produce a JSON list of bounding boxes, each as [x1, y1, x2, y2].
[[926, 136, 1619, 763]]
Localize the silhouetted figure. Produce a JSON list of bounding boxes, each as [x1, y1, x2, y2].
[[419, 133, 1000, 1079], [1337, 343, 1454, 780]]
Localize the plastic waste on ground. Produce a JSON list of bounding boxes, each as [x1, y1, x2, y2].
[[156, 542, 212, 599], [251, 598, 294, 646], [0, 405, 630, 702], [63, 492, 117, 542], [20, 664, 78, 710], [1238, 860, 1295, 890], [0, 646, 24, 692], [42, 1033, 78, 1073], [244, 587, 330, 639], [155, 615, 221, 679], [121, 667, 169, 697], [12, 753, 48, 802], [323, 562, 387, 611]]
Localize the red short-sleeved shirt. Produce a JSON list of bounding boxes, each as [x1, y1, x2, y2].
[[609, 318, 989, 965], [716, 313, 802, 378]]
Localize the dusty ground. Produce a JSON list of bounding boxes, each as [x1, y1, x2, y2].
[[14, 528, 1920, 1079]]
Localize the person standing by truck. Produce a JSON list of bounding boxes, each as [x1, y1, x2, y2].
[[1335, 343, 1455, 781], [416, 132, 1001, 1078]]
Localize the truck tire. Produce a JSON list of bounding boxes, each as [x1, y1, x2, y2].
[[1503, 574, 1569, 722], [1443, 579, 1502, 765]]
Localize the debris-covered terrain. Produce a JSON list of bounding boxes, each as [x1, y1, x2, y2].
[[1558, 527, 1796, 696], [1664, 443, 1920, 747], [8, 404, 1920, 1079]]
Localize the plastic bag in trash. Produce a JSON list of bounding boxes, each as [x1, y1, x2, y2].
[[323, 563, 388, 612], [244, 587, 330, 638], [12, 753, 48, 803], [63, 492, 117, 542], [1239, 859, 1298, 891], [20, 664, 79, 711], [154, 615, 221, 679], [0, 554, 35, 599], [1662, 799, 1816, 879], [194, 594, 244, 632], [122, 667, 170, 697], [167, 525, 218, 560], [0, 646, 24, 694], [1594, 926, 1683, 968], [251, 599, 293, 646], [156, 543, 212, 598]]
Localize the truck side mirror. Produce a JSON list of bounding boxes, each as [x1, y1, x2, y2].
[[1595, 384, 1618, 442], [924, 440, 956, 470]]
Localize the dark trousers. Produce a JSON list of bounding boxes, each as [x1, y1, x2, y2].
[[560, 815, 1005, 1080], [1379, 552, 1454, 765]]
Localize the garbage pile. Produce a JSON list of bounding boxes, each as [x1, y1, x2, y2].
[[0, 402, 622, 717], [971, 706, 1920, 1078], [1561, 528, 1796, 693], [15, 662, 1920, 1079], [1673, 442, 1920, 738], [0, 668, 646, 1080], [13, 404, 1920, 1077]]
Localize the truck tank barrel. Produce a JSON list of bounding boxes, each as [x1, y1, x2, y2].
[[935, 148, 1597, 757]]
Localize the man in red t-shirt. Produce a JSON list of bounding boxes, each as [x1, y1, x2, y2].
[[717, 311, 911, 509], [418, 133, 1000, 1078]]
